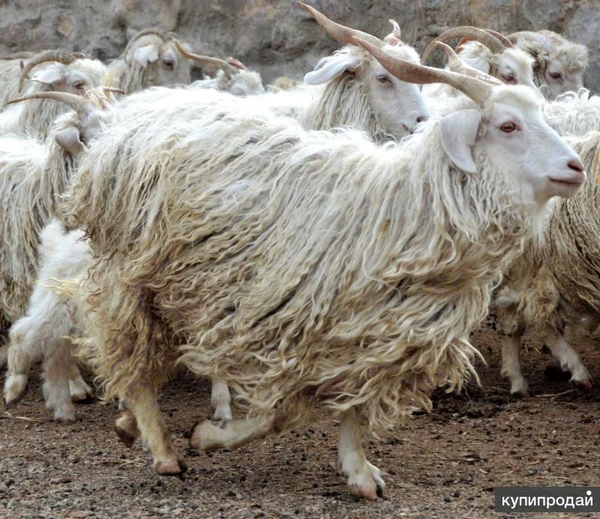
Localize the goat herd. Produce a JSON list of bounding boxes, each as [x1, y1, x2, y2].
[[0, 1, 598, 503]]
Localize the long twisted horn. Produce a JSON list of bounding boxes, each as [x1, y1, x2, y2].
[[99, 86, 125, 96], [124, 28, 178, 53], [434, 42, 503, 85], [0, 51, 36, 61], [422, 26, 507, 64], [8, 91, 88, 111], [19, 50, 87, 91], [175, 42, 235, 79], [353, 36, 493, 105], [484, 29, 513, 48], [297, 2, 385, 48]]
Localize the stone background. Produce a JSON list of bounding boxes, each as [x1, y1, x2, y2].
[[0, 0, 598, 91]]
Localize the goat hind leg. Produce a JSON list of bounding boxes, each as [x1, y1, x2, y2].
[[338, 407, 385, 500], [42, 338, 76, 422], [190, 415, 274, 452], [211, 379, 232, 420], [500, 331, 531, 397], [123, 383, 186, 477]]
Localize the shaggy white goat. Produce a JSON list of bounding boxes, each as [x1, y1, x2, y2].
[[490, 90, 600, 397], [107, 29, 194, 92], [57, 39, 584, 500], [509, 30, 588, 100], [185, 55, 265, 97], [422, 27, 537, 100], [4, 220, 92, 421], [0, 51, 107, 140], [0, 6, 433, 426], [0, 89, 118, 412]]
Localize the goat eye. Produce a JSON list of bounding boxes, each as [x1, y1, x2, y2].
[[73, 80, 85, 90], [163, 60, 175, 70], [549, 71, 562, 80], [376, 74, 391, 84], [500, 122, 517, 133], [502, 74, 516, 85]]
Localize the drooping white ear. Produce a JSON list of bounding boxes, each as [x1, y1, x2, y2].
[[304, 54, 362, 85], [133, 44, 160, 68], [439, 109, 482, 174], [31, 67, 65, 87], [55, 127, 85, 157]]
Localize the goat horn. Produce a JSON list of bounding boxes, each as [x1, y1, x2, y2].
[[422, 26, 506, 64], [175, 42, 235, 79], [8, 91, 88, 111], [354, 36, 492, 105], [99, 86, 125, 96], [297, 2, 385, 49], [0, 51, 36, 61], [389, 19, 402, 40], [19, 50, 87, 92], [434, 42, 503, 85], [124, 28, 178, 53], [483, 29, 513, 48]]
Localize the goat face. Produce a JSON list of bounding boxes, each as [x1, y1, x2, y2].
[[30, 59, 106, 95], [130, 35, 193, 87], [440, 85, 585, 207], [305, 44, 430, 139]]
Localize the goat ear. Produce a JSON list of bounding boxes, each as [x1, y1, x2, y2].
[[31, 68, 64, 87], [304, 54, 362, 85], [133, 44, 160, 68], [54, 127, 85, 157], [439, 109, 481, 174]]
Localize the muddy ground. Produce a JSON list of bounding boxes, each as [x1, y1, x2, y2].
[[1, 325, 599, 518]]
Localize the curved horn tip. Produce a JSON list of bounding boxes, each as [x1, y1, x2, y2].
[[388, 19, 401, 38]]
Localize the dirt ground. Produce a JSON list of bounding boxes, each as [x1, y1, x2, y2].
[[1, 325, 599, 518]]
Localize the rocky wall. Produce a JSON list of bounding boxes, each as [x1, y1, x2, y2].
[[0, 0, 598, 91]]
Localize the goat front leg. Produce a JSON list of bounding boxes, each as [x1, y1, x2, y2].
[[190, 415, 274, 452], [123, 382, 186, 477], [3, 320, 47, 406], [500, 331, 531, 397], [42, 338, 76, 422], [68, 362, 93, 402], [338, 407, 385, 500], [211, 379, 232, 420]]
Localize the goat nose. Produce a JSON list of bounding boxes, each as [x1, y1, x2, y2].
[[416, 115, 429, 124], [568, 158, 584, 173]]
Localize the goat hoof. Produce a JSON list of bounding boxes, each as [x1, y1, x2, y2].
[[573, 379, 593, 391], [54, 409, 76, 422], [154, 458, 187, 478], [510, 389, 533, 399], [115, 425, 137, 448]]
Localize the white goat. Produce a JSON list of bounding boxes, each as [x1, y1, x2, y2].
[[509, 30, 588, 100], [4, 220, 92, 421], [57, 40, 583, 500], [491, 91, 600, 397], [0, 89, 119, 414], [1, 4, 432, 426], [422, 26, 537, 100], [0, 51, 107, 140], [107, 29, 194, 92]]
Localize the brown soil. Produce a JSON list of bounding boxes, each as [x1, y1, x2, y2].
[[1, 325, 599, 518]]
